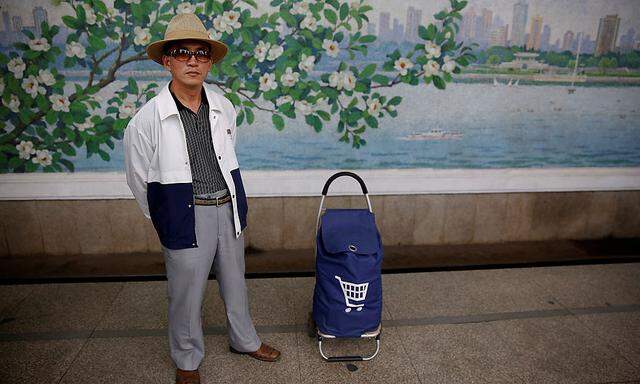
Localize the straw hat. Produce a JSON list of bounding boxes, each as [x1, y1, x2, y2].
[[146, 13, 228, 65]]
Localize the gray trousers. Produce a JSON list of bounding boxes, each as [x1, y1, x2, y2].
[[162, 202, 261, 371]]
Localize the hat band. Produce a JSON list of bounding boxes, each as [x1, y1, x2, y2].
[[164, 29, 211, 41]]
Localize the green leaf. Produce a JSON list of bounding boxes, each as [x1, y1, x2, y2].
[[61, 16, 80, 29], [324, 9, 337, 24], [359, 35, 376, 44], [432, 75, 446, 89], [98, 149, 110, 161], [388, 96, 402, 106], [339, 3, 349, 20], [365, 115, 378, 128], [45, 109, 57, 125], [245, 108, 255, 124], [128, 77, 138, 95], [59, 142, 76, 156], [88, 34, 106, 50], [280, 10, 296, 27], [272, 114, 284, 130], [59, 158, 74, 172], [236, 110, 244, 126], [305, 114, 322, 132], [372, 74, 389, 85], [359, 63, 376, 78]]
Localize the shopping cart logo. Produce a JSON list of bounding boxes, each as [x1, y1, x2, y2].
[[335, 275, 369, 313]]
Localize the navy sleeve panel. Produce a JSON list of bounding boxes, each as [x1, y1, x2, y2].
[[147, 182, 197, 250], [230, 168, 248, 230]]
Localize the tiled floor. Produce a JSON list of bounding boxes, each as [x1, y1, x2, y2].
[[1, 263, 639, 383]]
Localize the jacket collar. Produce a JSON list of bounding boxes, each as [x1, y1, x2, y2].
[[157, 80, 223, 121]]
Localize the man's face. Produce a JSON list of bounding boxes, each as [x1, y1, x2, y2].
[[162, 40, 213, 87]]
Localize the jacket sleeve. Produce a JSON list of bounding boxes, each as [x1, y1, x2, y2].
[[123, 119, 153, 219]]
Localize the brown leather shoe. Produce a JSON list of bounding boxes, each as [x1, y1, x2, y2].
[[230, 343, 281, 362], [176, 368, 200, 384]]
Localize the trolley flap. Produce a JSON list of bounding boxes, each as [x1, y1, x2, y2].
[[320, 209, 380, 255]]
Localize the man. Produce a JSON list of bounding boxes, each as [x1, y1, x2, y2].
[[124, 13, 280, 384]]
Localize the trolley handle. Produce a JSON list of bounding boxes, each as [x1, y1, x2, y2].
[[321, 171, 368, 196]]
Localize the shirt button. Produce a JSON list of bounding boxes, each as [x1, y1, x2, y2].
[[188, 204, 192, 208], [192, 242, 196, 246]]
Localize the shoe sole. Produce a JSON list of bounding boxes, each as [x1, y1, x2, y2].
[[229, 346, 281, 362]]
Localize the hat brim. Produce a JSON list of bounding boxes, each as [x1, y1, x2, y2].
[[146, 37, 228, 65]]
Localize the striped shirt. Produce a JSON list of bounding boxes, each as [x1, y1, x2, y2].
[[169, 82, 228, 197]]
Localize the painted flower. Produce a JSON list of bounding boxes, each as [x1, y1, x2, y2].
[[32, 149, 52, 166], [212, 15, 233, 34], [49, 94, 70, 112], [258, 73, 277, 92], [119, 101, 136, 119], [134, 26, 151, 46], [322, 39, 340, 58], [291, 1, 310, 16], [176, 2, 195, 14], [342, 70, 356, 91], [223, 10, 241, 30], [295, 100, 314, 116], [254, 40, 270, 62], [366, 98, 382, 115], [73, 116, 93, 131], [329, 71, 344, 90], [8, 57, 26, 79], [280, 67, 300, 87], [37, 69, 56, 86], [107, 8, 120, 20], [124, 0, 141, 4], [208, 28, 222, 40], [394, 58, 413, 76], [22, 75, 40, 98], [298, 54, 315, 72], [423, 60, 440, 77], [445, 31, 452, 39], [16, 140, 35, 160], [425, 41, 441, 59], [82, 3, 97, 25], [300, 15, 317, 31], [267, 44, 283, 61], [65, 41, 86, 59], [442, 55, 457, 73], [4, 94, 20, 113], [276, 95, 293, 106], [28, 37, 50, 52]]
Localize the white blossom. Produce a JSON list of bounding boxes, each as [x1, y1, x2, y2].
[[298, 54, 315, 72], [425, 41, 441, 59], [213, 15, 233, 34], [291, 1, 311, 16], [119, 101, 136, 119], [394, 57, 413, 76], [254, 41, 270, 62], [208, 28, 222, 40], [82, 3, 97, 25], [16, 140, 35, 160], [423, 60, 440, 77], [322, 39, 340, 58], [134, 26, 151, 46], [65, 41, 86, 59], [4, 94, 20, 113], [329, 71, 344, 90], [176, 2, 195, 14], [22, 75, 40, 98], [445, 31, 452, 39], [32, 149, 52, 166], [223, 10, 241, 30], [75, 116, 94, 132], [442, 55, 457, 73], [124, 0, 141, 4], [300, 15, 317, 31], [37, 69, 56, 86], [267, 44, 283, 61], [49, 94, 70, 112], [280, 67, 300, 87], [295, 100, 314, 116], [107, 8, 121, 20], [276, 95, 293, 106], [366, 98, 382, 115], [29, 37, 50, 52], [342, 70, 356, 91], [258, 73, 277, 92], [8, 58, 26, 79]]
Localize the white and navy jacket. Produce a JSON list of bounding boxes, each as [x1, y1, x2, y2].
[[124, 81, 248, 250]]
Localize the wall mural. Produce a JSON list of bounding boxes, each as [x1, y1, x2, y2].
[[0, 0, 639, 173]]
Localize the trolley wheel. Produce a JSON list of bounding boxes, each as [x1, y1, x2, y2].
[[307, 311, 317, 338]]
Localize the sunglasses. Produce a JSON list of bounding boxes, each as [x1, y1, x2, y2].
[[167, 47, 212, 63]]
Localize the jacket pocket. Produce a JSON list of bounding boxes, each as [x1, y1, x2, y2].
[[147, 182, 196, 249]]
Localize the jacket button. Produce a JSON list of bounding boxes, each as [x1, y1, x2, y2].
[[192, 242, 196, 246], [236, 232, 240, 235], [188, 204, 192, 208], [232, 195, 235, 198], [218, 156, 221, 160]]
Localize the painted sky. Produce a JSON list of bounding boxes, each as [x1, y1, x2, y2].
[[1, 0, 639, 45]]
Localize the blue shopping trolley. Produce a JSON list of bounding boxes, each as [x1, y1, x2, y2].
[[308, 171, 383, 362]]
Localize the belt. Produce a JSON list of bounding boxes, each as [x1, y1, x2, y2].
[[194, 194, 231, 206]]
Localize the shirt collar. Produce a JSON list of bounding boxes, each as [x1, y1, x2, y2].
[[157, 80, 223, 121]]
